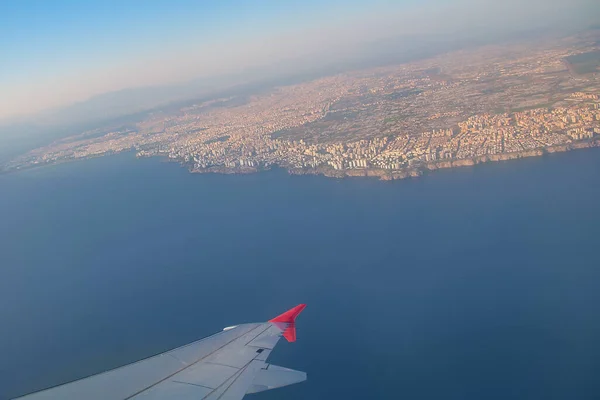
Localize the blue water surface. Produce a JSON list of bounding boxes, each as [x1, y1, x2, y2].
[[1, 150, 599, 399]]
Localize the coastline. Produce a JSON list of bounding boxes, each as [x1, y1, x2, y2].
[[3, 138, 598, 180], [189, 138, 600, 181]]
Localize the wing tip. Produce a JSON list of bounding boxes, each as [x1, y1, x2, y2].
[[269, 304, 307, 324], [269, 304, 306, 343]]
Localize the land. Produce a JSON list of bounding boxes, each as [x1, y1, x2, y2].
[[3, 29, 600, 180]]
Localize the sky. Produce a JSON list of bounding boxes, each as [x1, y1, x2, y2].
[[0, 0, 598, 121]]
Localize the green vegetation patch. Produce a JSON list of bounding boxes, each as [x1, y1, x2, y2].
[[386, 88, 424, 100], [204, 135, 230, 144], [565, 51, 600, 75]]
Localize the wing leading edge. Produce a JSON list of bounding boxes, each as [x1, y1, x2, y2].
[[13, 304, 307, 400]]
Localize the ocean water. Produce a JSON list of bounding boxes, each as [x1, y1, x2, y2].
[[1, 150, 600, 400]]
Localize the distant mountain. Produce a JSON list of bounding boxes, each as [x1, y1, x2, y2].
[[30, 80, 233, 127]]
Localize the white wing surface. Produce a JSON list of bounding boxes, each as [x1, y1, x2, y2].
[[13, 305, 307, 400]]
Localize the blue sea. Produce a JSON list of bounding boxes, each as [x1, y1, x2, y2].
[[1, 150, 600, 399]]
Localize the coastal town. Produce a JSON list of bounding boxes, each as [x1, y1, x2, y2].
[[4, 31, 600, 180]]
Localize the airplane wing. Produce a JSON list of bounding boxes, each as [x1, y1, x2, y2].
[[13, 304, 307, 400]]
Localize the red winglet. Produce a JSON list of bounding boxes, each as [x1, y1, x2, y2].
[[269, 304, 306, 342], [269, 304, 307, 323]]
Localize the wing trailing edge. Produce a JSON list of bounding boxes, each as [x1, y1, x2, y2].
[[246, 364, 307, 394]]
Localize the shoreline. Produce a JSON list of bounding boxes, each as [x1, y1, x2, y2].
[[2, 139, 598, 180], [189, 139, 600, 181]]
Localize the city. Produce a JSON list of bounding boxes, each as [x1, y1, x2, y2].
[[4, 30, 600, 180]]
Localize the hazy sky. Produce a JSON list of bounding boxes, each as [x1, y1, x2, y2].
[[0, 0, 597, 121]]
